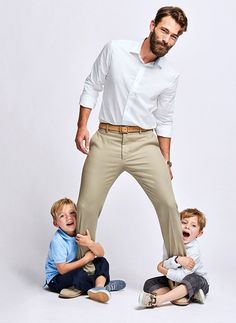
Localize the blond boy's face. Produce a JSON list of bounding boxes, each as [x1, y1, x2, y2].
[[181, 215, 203, 244], [54, 203, 77, 236]]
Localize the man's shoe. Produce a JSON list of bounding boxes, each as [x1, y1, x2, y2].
[[105, 280, 126, 292], [171, 297, 190, 306], [138, 292, 156, 308], [59, 287, 82, 298], [192, 289, 205, 304], [88, 287, 111, 303]]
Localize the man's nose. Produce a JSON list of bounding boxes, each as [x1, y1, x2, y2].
[[162, 34, 170, 44]]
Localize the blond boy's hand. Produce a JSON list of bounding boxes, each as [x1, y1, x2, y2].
[[76, 229, 93, 247], [83, 250, 95, 263], [76, 229, 104, 257]]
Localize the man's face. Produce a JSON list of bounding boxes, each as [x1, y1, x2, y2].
[[54, 203, 77, 236], [149, 16, 181, 57], [181, 215, 203, 244]]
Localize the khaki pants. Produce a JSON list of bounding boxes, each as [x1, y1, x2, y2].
[[77, 129, 185, 268]]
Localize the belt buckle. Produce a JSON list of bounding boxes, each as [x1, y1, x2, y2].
[[119, 126, 128, 133]]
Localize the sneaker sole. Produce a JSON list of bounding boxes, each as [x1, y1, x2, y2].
[[171, 297, 190, 306], [59, 288, 82, 299], [88, 290, 110, 303]]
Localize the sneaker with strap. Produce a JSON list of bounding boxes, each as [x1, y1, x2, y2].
[[105, 280, 126, 292], [139, 291, 157, 308]]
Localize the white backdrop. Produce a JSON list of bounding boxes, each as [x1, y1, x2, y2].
[[1, 0, 236, 314]]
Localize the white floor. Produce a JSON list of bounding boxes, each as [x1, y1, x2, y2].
[[2, 268, 236, 323]]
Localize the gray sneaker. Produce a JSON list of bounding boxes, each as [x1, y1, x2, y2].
[[105, 280, 126, 292], [192, 289, 205, 304], [139, 291, 156, 308], [88, 287, 111, 303]]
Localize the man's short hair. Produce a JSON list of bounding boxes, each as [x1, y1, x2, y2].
[[154, 6, 188, 34]]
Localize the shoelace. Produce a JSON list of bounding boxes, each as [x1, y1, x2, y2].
[[106, 283, 116, 291], [148, 294, 157, 306]]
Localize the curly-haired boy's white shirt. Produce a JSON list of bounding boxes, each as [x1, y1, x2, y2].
[[163, 239, 208, 283]]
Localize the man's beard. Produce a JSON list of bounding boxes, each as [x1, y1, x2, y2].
[[149, 31, 172, 58]]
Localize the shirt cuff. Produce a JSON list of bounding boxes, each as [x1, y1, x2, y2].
[[79, 94, 97, 109], [155, 125, 173, 137], [164, 257, 181, 269]]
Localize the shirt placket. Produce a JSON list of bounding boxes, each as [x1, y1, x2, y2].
[[122, 64, 146, 124]]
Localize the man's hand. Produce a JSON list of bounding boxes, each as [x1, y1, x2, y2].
[[75, 127, 90, 154], [176, 256, 195, 270], [157, 261, 168, 276], [76, 229, 93, 247]]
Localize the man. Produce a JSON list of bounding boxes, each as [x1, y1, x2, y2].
[[75, 6, 188, 272]]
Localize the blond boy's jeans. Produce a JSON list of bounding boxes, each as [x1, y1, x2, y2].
[[77, 129, 186, 272]]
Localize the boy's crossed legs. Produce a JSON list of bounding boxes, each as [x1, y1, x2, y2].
[[48, 257, 125, 302], [139, 273, 209, 307]]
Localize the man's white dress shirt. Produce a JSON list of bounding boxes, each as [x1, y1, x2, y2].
[[80, 40, 180, 137]]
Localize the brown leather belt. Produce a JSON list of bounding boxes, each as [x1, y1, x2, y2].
[[99, 123, 152, 134]]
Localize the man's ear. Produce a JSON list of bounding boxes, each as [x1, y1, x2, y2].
[[150, 20, 155, 32], [197, 230, 203, 238]]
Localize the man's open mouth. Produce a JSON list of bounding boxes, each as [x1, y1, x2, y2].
[[66, 222, 74, 226]]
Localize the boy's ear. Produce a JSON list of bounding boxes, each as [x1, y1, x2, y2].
[[53, 219, 59, 227], [197, 230, 203, 238]]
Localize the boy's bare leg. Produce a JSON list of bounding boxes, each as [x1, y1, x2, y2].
[[167, 280, 189, 305], [95, 276, 106, 287], [152, 287, 171, 296], [154, 284, 188, 306]]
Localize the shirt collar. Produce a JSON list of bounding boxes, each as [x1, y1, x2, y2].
[[58, 228, 75, 240], [129, 39, 163, 68]]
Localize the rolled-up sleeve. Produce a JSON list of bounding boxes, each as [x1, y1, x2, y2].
[[154, 75, 179, 137], [79, 41, 112, 109], [166, 253, 201, 282]]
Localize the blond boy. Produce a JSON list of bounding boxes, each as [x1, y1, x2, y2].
[[45, 198, 125, 302]]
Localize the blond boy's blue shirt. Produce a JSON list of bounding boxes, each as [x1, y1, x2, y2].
[[45, 228, 78, 283]]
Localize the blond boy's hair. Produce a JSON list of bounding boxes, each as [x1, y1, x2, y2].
[[180, 208, 206, 231], [50, 198, 77, 220]]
